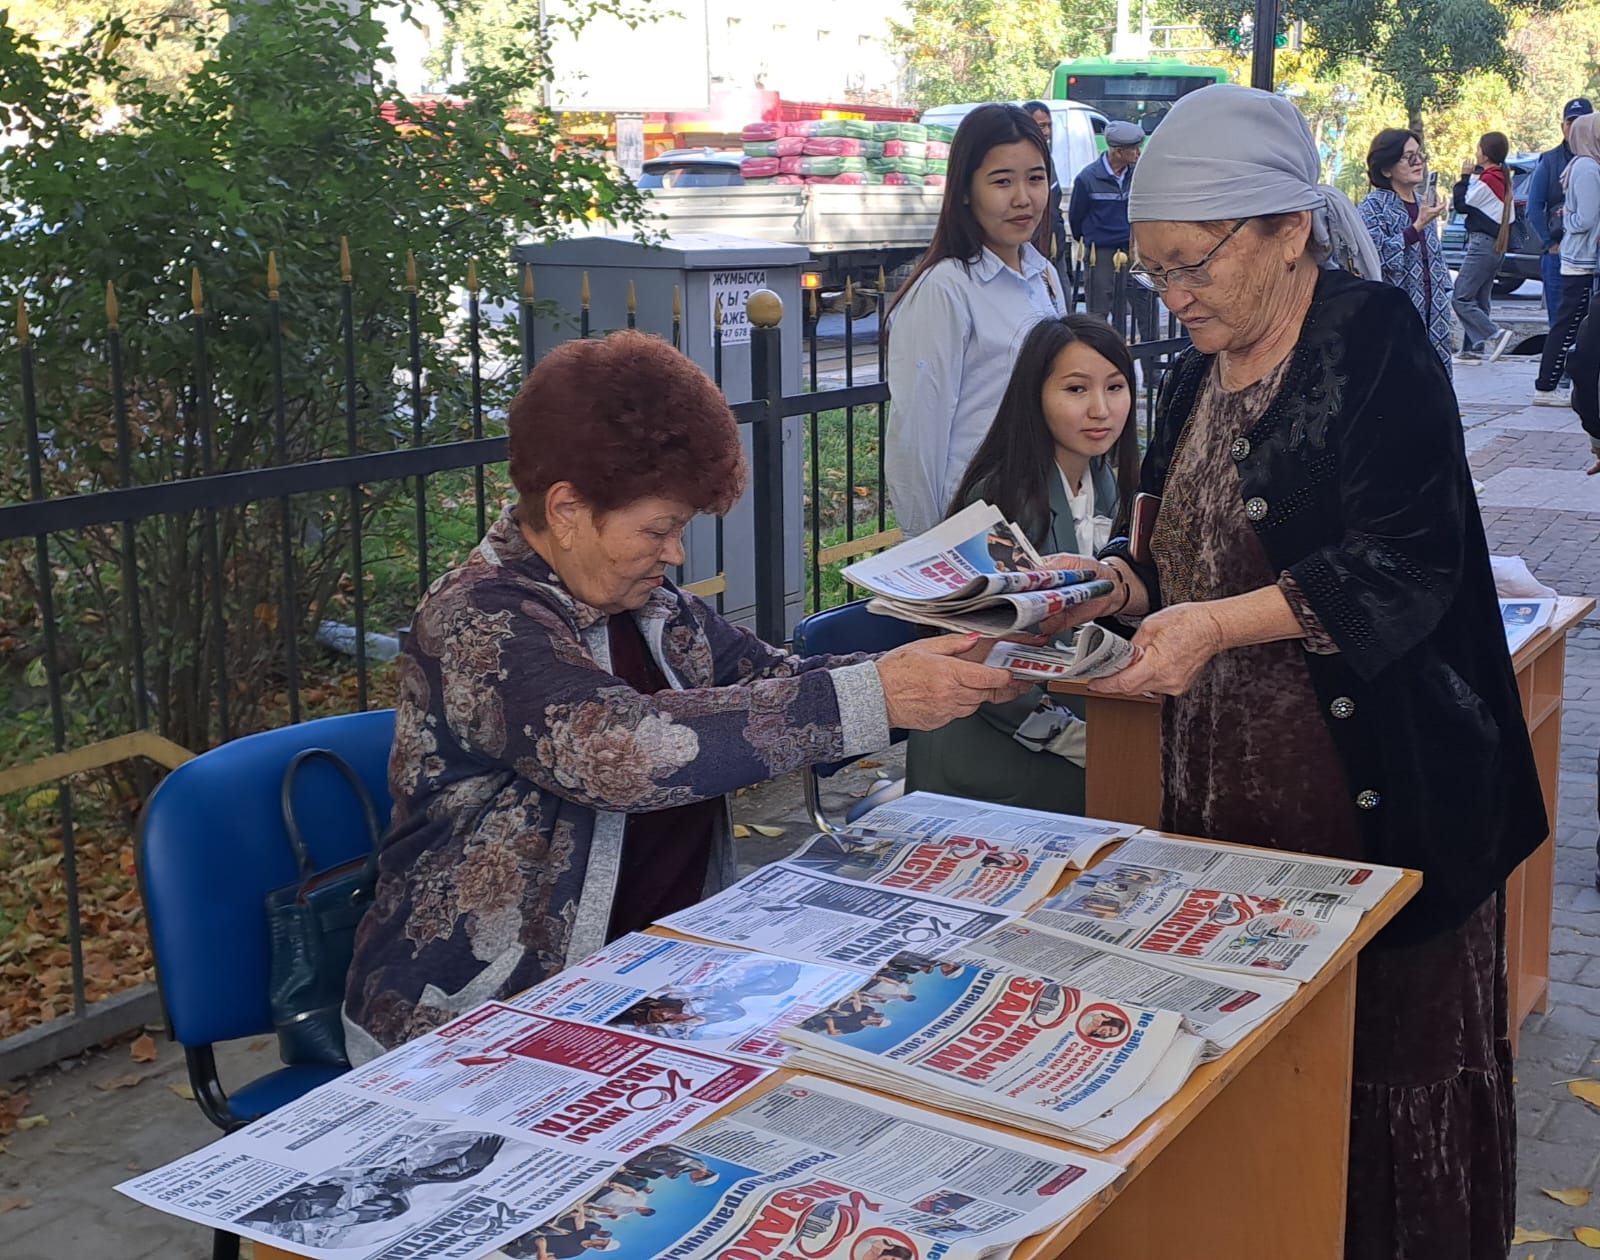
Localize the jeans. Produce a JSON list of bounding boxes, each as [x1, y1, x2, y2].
[[1451, 233, 1502, 351], [1536, 274, 1593, 392], [1541, 250, 1565, 326]]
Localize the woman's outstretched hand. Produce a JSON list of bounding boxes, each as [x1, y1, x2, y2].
[[875, 634, 1029, 729], [1088, 603, 1224, 697], [1031, 553, 1132, 636]]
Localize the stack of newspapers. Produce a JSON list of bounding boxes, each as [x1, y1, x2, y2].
[[842, 501, 1116, 634]]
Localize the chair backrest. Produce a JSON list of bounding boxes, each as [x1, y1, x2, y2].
[[138, 710, 396, 1049], [793, 600, 924, 778]]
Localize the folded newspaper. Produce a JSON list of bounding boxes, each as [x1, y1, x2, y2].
[[500, 1075, 1119, 1260], [786, 829, 1070, 909], [983, 623, 1138, 682], [1026, 834, 1404, 984], [841, 501, 1115, 634], [117, 1001, 771, 1260], [850, 790, 1140, 869], [781, 951, 1197, 1149]]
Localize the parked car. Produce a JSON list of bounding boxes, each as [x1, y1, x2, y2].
[[1439, 155, 1542, 297], [636, 148, 744, 189]]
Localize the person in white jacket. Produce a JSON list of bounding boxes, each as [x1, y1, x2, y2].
[[1448, 131, 1516, 363], [885, 104, 1066, 539], [1535, 113, 1600, 407]]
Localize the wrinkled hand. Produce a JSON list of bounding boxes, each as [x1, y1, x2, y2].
[[1088, 603, 1224, 697], [1031, 553, 1125, 636], [876, 634, 1030, 729]]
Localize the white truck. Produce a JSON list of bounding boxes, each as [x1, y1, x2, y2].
[[645, 101, 1107, 307]]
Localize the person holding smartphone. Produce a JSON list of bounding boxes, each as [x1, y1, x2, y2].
[[1358, 129, 1455, 371]]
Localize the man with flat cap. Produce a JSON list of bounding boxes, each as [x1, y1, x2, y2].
[[1527, 95, 1595, 384], [1069, 120, 1156, 339]]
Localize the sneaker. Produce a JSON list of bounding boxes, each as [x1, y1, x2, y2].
[[1455, 350, 1483, 364], [1487, 329, 1515, 362], [1532, 389, 1569, 407]]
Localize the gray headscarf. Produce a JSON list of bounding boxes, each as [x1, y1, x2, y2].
[[1128, 83, 1382, 282]]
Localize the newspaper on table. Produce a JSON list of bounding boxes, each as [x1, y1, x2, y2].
[[657, 862, 1017, 973], [1501, 597, 1557, 654], [118, 1001, 771, 1260], [1025, 834, 1404, 983], [508, 933, 863, 1064], [841, 501, 1115, 634], [952, 919, 1294, 1058], [786, 829, 1069, 909], [983, 623, 1138, 683], [851, 789, 1140, 869], [498, 1075, 1119, 1260], [779, 951, 1190, 1148]]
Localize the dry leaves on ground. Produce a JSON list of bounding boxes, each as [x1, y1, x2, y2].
[[731, 823, 785, 839], [1577, 1225, 1600, 1248], [1545, 1187, 1593, 1207], [94, 1074, 144, 1092], [1570, 1079, 1600, 1109], [129, 1033, 157, 1063], [14, 1115, 47, 1131], [169, 1082, 195, 1100], [0, 1197, 32, 1213], [1512, 1227, 1563, 1244]]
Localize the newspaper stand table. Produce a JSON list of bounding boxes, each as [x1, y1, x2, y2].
[[249, 845, 1418, 1260], [1049, 592, 1594, 1053]]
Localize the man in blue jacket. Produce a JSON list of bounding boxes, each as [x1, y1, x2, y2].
[[1069, 120, 1156, 339], [1527, 97, 1594, 335]]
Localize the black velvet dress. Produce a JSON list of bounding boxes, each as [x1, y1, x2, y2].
[[1149, 360, 1514, 1260]]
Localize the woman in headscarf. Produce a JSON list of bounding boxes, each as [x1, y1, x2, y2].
[[1044, 84, 1546, 1259], [1357, 128, 1453, 372], [1535, 112, 1600, 411]]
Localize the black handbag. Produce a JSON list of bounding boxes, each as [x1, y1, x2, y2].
[[265, 747, 383, 1067]]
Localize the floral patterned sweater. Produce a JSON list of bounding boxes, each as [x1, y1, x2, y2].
[[342, 508, 888, 1061]]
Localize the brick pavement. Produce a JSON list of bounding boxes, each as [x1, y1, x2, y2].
[[5, 359, 1600, 1258]]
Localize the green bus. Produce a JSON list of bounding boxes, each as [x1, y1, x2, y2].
[[1049, 58, 1228, 137]]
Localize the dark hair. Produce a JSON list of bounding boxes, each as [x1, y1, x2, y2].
[[1480, 131, 1510, 164], [508, 331, 747, 527], [888, 104, 1051, 317], [1366, 128, 1420, 190], [945, 315, 1140, 543], [1022, 100, 1050, 116]]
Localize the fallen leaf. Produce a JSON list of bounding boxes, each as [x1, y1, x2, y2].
[[0, 1197, 31, 1213], [746, 824, 785, 838], [248, 1039, 270, 1052], [94, 1075, 144, 1093], [1512, 1228, 1563, 1244], [14, 1116, 47, 1131], [129, 1034, 157, 1063], [855, 760, 882, 770], [1544, 1187, 1592, 1206], [169, 1083, 195, 1101], [732, 824, 751, 839], [1577, 1226, 1600, 1248], [1569, 1080, 1600, 1109]]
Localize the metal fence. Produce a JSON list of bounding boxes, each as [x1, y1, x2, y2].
[[0, 249, 1185, 1079]]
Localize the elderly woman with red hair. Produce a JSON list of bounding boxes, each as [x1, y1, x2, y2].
[[342, 332, 1023, 1060]]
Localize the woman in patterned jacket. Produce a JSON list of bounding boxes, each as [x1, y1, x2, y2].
[[1358, 128, 1454, 373], [342, 331, 1025, 1061]]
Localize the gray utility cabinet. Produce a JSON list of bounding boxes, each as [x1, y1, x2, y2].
[[512, 233, 808, 636]]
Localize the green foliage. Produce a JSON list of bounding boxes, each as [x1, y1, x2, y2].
[[0, 0, 649, 751], [889, 0, 1078, 107]]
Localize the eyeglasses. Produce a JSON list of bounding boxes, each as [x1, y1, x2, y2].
[[1401, 148, 1428, 165], [1129, 219, 1250, 293]]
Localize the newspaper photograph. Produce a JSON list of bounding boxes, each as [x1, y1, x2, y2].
[[780, 952, 1185, 1141], [501, 1075, 1119, 1260], [952, 920, 1295, 1056], [508, 933, 864, 1064], [657, 863, 1017, 973], [1501, 597, 1557, 654], [117, 1084, 613, 1260], [342, 1002, 770, 1156], [851, 790, 1140, 868], [1028, 862, 1367, 983], [787, 830, 1069, 909]]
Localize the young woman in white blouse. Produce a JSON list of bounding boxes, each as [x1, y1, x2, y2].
[[885, 104, 1067, 539]]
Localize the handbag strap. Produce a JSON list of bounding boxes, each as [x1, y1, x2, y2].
[[280, 747, 384, 887]]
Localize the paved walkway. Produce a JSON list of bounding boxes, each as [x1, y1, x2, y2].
[[5, 359, 1600, 1258]]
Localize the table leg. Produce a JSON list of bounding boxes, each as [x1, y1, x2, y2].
[[1058, 958, 1357, 1258], [1081, 694, 1163, 830]]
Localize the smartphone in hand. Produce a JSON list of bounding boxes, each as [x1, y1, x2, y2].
[[1426, 171, 1439, 204]]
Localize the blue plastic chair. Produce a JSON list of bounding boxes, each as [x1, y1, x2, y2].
[[791, 600, 926, 831], [137, 710, 396, 1136]]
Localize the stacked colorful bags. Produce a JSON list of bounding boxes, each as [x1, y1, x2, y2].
[[738, 119, 947, 186]]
